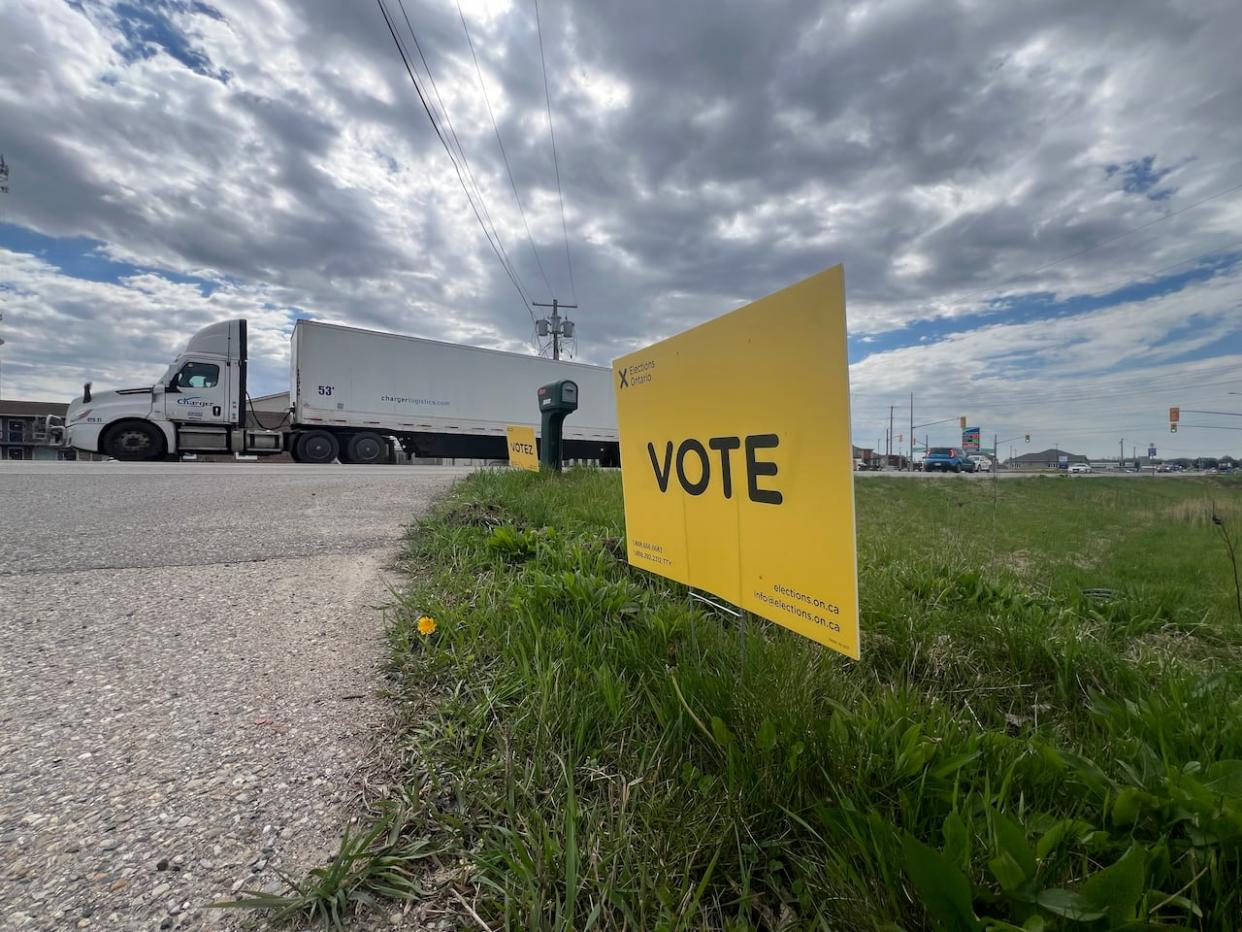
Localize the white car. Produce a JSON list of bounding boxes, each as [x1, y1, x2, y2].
[[1068, 463, 1092, 474], [969, 456, 993, 472]]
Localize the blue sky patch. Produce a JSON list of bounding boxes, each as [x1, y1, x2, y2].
[[110, 0, 229, 82], [1106, 155, 1175, 201], [847, 248, 1242, 364], [0, 223, 220, 297]]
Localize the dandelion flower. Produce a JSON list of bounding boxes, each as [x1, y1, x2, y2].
[[417, 615, 438, 636]]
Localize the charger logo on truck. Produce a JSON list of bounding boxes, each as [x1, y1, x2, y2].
[[176, 396, 212, 407], [380, 394, 450, 407]]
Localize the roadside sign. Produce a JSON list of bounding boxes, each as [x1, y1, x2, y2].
[[505, 424, 539, 471], [962, 427, 981, 453], [1148, 445, 1157, 459], [613, 265, 860, 660]]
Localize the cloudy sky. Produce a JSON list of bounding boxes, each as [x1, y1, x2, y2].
[[2, 0, 1241, 457]]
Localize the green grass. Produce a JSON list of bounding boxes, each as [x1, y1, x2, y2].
[[280, 471, 1242, 929]]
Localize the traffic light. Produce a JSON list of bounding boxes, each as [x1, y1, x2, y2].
[[1169, 406, 1179, 423], [960, 416, 967, 429], [1170, 423, 1177, 433], [1024, 433, 1030, 443]]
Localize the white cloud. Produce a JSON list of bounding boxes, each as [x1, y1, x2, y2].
[[0, 0, 1239, 458], [849, 266, 1242, 455]]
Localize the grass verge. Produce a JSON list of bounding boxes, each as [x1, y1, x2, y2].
[[256, 470, 1242, 929]]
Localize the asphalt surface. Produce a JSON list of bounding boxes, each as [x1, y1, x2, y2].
[[0, 462, 471, 930], [854, 469, 1204, 479]]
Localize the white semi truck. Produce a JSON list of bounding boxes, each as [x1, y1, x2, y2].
[[63, 319, 620, 465]]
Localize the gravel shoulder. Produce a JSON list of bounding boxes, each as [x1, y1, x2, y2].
[[0, 464, 467, 930]]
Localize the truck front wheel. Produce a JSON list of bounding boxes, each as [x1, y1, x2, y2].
[[296, 430, 339, 465], [346, 432, 386, 465], [102, 420, 166, 461]]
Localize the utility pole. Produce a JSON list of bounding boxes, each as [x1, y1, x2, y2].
[[1120, 438, 1124, 468], [909, 392, 914, 471], [888, 405, 895, 467], [533, 299, 577, 360]]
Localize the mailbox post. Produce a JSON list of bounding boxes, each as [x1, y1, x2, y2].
[[537, 379, 578, 471]]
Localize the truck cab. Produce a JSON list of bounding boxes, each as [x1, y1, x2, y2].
[[65, 320, 282, 460]]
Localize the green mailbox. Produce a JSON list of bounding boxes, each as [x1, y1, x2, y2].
[[537, 379, 578, 471]]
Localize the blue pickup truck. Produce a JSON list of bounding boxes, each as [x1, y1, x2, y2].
[[924, 446, 976, 473]]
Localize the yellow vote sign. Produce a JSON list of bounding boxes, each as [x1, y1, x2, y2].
[[613, 265, 860, 659], [505, 424, 539, 471]]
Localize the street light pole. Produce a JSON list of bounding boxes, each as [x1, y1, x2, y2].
[[909, 392, 914, 472], [888, 405, 895, 467]]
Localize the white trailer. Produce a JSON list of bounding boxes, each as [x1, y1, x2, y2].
[[287, 320, 618, 463], [63, 318, 620, 465]]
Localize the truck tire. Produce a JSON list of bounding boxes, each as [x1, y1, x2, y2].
[[346, 432, 385, 465], [296, 430, 339, 465], [288, 433, 305, 463], [102, 420, 166, 461]]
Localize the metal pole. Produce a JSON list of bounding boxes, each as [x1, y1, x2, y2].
[[909, 392, 914, 471], [551, 299, 560, 360], [532, 300, 577, 362], [889, 405, 894, 467]]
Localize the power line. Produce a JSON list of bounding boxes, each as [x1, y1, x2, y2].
[[456, 0, 555, 300], [1050, 238, 1242, 306], [964, 366, 1242, 408], [376, 0, 534, 325], [864, 362, 1242, 419], [393, 0, 531, 320], [946, 174, 1242, 310], [533, 0, 576, 304]]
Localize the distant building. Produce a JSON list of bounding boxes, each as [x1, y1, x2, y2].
[[1008, 447, 1089, 468], [0, 399, 103, 461]]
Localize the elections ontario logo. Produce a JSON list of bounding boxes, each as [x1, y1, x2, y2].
[[617, 359, 655, 389]]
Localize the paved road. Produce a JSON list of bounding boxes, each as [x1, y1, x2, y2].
[[854, 470, 1205, 479], [0, 462, 470, 930]]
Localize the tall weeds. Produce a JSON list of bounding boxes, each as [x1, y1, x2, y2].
[[372, 470, 1242, 930]]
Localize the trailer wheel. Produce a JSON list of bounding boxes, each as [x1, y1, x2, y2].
[[296, 430, 339, 465], [346, 432, 385, 465], [102, 420, 166, 461]]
